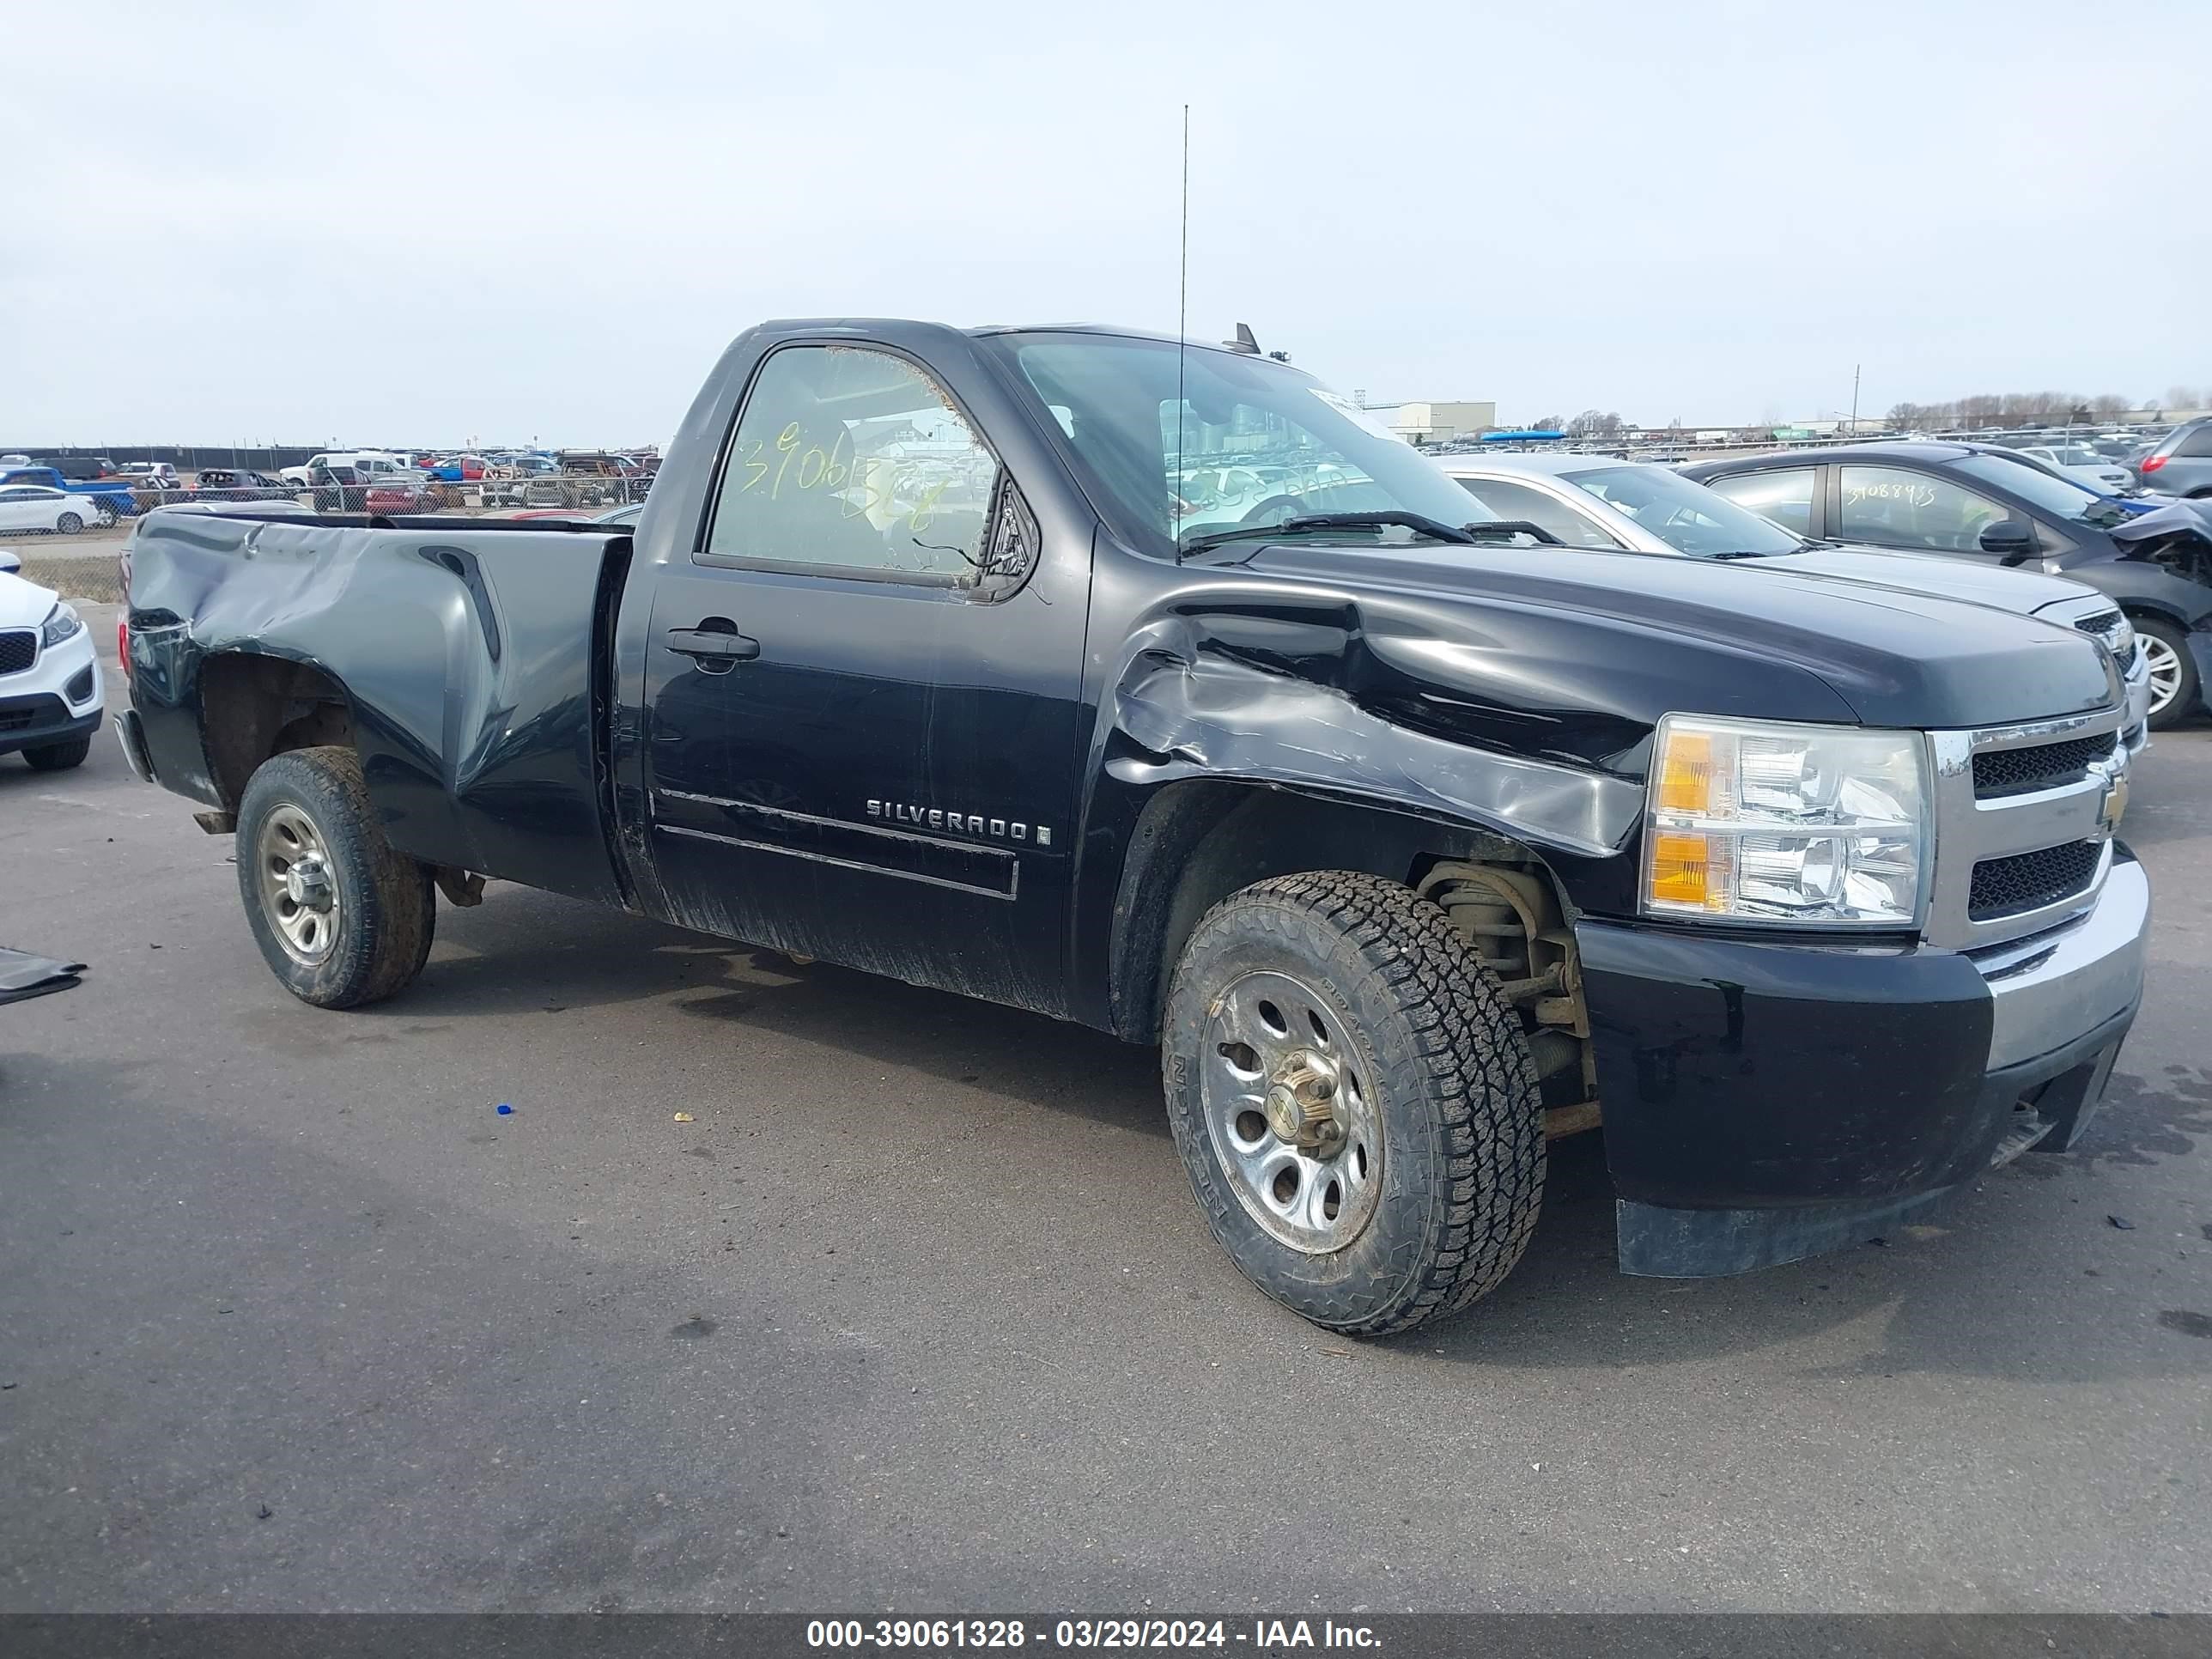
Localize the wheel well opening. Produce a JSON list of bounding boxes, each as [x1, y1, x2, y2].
[[1109, 781, 1591, 1110], [199, 654, 359, 811]]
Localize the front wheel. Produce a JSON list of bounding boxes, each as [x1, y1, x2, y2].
[[234, 745, 435, 1007], [23, 736, 91, 771], [1162, 871, 1544, 1335], [2135, 615, 2197, 729], [55, 511, 83, 535]]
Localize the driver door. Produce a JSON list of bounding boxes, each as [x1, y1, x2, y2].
[[638, 341, 1090, 1015]]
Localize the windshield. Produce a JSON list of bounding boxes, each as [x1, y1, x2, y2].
[[1558, 465, 1803, 556], [984, 331, 1480, 554], [1954, 452, 2126, 526]]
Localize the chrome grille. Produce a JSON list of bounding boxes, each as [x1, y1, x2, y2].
[[1925, 707, 2124, 950], [2075, 610, 2136, 672], [1972, 734, 2114, 799], [0, 629, 34, 676], [1970, 841, 2105, 921]]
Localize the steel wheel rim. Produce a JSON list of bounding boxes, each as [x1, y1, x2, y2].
[[2142, 635, 2183, 717], [1201, 969, 1384, 1255], [257, 802, 339, 963]]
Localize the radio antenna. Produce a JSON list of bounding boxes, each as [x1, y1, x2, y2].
[[1174, 102, 1189, 564]]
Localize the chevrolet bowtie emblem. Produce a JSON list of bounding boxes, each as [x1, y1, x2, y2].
[[2098, 767, 2130, 835]]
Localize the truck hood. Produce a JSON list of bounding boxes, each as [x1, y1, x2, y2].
[[1239, 539, 2121, 734], [1741, 544, 2098, 618]]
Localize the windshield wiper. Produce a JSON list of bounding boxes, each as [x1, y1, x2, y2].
[[1177, 511, 1479, 557], [1462, 519, 1563, 546]]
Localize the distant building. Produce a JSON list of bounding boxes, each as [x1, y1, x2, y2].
[[1380, 400, 1497, 445]]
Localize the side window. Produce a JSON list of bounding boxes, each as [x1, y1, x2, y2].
[[1836, 466, 2006, 551], [2177, 427, 2212, 459], [1455, 477, 1623, 548], [704, 344, 1002, 585], [1706, 467, 1815, 534]]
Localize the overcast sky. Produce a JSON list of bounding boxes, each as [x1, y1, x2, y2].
[[5, 0, 2206, 447]]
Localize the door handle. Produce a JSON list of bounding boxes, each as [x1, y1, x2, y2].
[[665, 626, 761, 663]]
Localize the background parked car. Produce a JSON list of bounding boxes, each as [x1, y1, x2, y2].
[[30, 455, 118, 483], [483, 455, 564, 506], [0, 553, 103, 770], [191, 468, 295, 500], [2133, 417, 2212, 500], [2017, 444, 2137, 495], [0, 465, 136, 518], [556, 453, 653, 505], [365, 475, 437, 514], [307, 463, 368, 512], [1683, 442, 2212, 726], [1438, 450, 2148, 740], [282, 451, 416, 490], [0, 483, 113, 535]]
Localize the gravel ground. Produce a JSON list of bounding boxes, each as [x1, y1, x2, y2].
[[2, 606, 2207, 1613]]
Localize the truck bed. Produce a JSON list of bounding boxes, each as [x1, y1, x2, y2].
[[125, 510, 634, 907]]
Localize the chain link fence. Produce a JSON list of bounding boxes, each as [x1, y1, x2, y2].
[[3, 471, 655, 605]]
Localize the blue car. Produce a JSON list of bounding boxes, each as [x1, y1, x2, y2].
[[0, 466, 136, 516]]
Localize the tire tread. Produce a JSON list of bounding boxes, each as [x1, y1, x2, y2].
[[235, 745, 434, 1008], [1164, 870, 1544, 1336]]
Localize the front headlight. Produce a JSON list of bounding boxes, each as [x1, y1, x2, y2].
[[40, 601, 84, 648], [1643, 714, 1929, 927]]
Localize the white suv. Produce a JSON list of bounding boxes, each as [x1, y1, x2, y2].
[[0, 550, 103, 771], [278, 451, 414, 489]]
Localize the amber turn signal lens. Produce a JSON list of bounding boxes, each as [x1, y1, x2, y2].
[[1648, 832, 1713, 907], [1656, 732, 1713, 815]]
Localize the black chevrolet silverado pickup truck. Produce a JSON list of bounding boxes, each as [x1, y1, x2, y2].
[[116, 320, 2150, 1334]]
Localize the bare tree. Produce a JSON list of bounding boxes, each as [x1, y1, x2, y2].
[[1530, 413, 1566, 433], [1565, 409, 1625, 438]]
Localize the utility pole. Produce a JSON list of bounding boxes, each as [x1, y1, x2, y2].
[[1850, 364, 1861, 434]]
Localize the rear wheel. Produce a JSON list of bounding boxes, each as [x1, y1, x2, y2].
[[55, 511, 83, 535], [1162, 870, 1544, 1335], [234, 745, 434, 1007], [2135, 616, 2197, 729], [23, 736, 91, 771]]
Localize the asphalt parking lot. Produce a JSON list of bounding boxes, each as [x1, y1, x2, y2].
[[3, 607, 2208, 1614]]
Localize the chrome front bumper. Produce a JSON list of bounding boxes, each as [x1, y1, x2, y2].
[[2124, 650, 2152, 748], [1979, 854, 2149, 1073]]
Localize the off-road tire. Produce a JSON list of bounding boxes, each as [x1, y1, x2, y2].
[[1162, 870, 1544, 1335], [2135, 614, 2197, 730], [234, 745, 435, 1007], [23, 735, 92, 771]]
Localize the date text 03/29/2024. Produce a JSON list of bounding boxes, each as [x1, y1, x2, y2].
[[805, 1620, 1380, 1650]]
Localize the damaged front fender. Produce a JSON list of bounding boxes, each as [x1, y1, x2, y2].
[[1105, 608, 1645, 862]]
